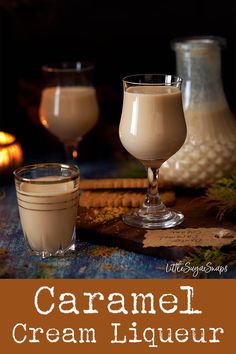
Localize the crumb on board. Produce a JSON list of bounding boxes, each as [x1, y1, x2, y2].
[[77, 207, 131, 225]]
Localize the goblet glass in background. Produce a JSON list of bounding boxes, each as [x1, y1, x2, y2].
[[119, 74, 187, 229], [39, 62, 99, 163]]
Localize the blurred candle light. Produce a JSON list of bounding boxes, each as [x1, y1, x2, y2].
[[0, 132, 23, 174]]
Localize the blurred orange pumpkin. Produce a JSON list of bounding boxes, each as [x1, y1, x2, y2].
[[0, 132, 23, 174]]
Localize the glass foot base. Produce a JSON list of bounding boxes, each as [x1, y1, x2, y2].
[[123, 210, 184, 229], [26, 228, 76, 258]]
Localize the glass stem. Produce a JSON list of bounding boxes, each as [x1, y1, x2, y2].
[[145, 167, 161, 207], [137, 166, 170, 219], [64, 139, 80, 164]]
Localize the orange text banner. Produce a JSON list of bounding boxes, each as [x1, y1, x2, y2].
[[0, 279, 235, 354]]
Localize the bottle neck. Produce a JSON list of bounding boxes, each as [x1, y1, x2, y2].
[[176, 47, 221, 80], [175, 46, 227, 111]]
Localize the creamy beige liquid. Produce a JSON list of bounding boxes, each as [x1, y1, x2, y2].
[[16, 176, 79, 255], [119, 86, 186, 167], [39, 86, 99, 141]]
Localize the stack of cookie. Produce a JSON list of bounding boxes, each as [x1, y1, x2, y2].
[[79, 178, 175, 208]]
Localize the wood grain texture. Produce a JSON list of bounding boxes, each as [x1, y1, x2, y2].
[[77, 194, 236, 260]]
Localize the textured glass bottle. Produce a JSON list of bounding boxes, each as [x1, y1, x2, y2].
[[161, 37, 236, 187]]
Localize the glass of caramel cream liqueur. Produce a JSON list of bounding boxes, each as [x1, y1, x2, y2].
[[119, 74, 187, 229], [14, 163, 80, 258], [39, 62, 99, 163]]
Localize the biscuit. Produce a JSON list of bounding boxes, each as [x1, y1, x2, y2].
[[80, 178, 170, 190], [79, 190, 175, 208]]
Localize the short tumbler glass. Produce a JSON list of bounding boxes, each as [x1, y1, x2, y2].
[[14, 163, 80, 258]]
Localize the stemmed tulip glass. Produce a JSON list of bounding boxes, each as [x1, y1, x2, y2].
[[39, 62, 99, 163], [119, 74, 187, 229]]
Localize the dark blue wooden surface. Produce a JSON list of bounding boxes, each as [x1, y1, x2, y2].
[[1, 160, 236, 279]]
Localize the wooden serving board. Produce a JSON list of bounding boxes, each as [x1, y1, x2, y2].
[[77, 195, 236, 260]]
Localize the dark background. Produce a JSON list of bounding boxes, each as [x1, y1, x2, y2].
[[0, 0, 235, 161]]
